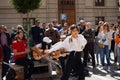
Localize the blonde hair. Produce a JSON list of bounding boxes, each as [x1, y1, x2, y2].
[[103, 22, 109, 32]]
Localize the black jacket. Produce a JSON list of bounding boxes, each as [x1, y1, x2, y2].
[[82, 29, 95, 43], [31, 26, 44, 45]]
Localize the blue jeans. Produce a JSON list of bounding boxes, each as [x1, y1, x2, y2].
[[100, 45, 110, 66], [94, 37, 100, 64], [117, 46, 120, 63]]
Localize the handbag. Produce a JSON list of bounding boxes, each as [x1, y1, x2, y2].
[[98, 43, 104, 48]]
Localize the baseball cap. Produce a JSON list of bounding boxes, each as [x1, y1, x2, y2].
[[80, 20, 85, 23], [35, 19, 40, 23], [43, 37, 52, 43]]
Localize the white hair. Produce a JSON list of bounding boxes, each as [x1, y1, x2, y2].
[[79, 20, 85, 23], [86, 22, 92, 25]]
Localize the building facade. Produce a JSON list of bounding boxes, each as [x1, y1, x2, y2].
[[0, 0, 120, 32]]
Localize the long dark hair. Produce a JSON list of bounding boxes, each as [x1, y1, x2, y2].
[[16, 30, 26, 40], [70, 24, 79, 32], [69, 24, 79, 43]]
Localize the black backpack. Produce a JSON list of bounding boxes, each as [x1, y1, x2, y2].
[[2, 62, 16, 80], [4, 68, 16, 80]]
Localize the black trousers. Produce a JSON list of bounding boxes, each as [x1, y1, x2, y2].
[[83, 42, 95, 68], [2, 45, 11, 78], [59, 55, 68, 73], [15, 58, 34, 79], [61, 51, 85, 80]]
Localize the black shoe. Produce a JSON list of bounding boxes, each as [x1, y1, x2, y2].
[[71, 73, 78, 77], [117, 68, 120, 70], [29, 76, 34, 80], [49, 77, 53, 80], [93, 65, 96, 69], [24, 78, 29, 80], [84, 69, 90, 77]]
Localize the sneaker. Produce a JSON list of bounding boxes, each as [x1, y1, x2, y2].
[[52, 71, 57, 75], [29, 77, 34, 80], [71, 72, 78, 77], [49, 77, 53, 80], [84, 69, 90, 77], [102, 66, 107, 70], [96, 63, 99, 66], [93, 65, 96, 69], [29, 76, 34, 80], [116, 66, 120, 70], [117, 68, 120, 70], [111, 63, 117, 66]]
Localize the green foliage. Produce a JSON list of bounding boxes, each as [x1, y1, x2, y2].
[[9, 0, 42, 14]]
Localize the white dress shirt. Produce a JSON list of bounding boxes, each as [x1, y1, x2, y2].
[[48, 34, 87, 53]]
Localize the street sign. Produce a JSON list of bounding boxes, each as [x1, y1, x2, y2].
[[60, 13, 67, 20]]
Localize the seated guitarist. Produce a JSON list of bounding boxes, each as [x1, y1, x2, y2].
[[32, 37, 55, 80], [32, 37, 67, 79], [32, 37, 52, 60]]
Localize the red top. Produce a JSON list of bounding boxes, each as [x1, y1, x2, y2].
[[12, 40, 27, 61], [114, 34, 120, 44]]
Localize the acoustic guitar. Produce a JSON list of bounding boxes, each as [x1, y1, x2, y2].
[[33, 48, 67, 60], [51, 48, 66, 59], [32, 48, 48, 60]]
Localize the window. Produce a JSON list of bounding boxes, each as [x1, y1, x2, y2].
[[60, 0, 75, 5], [95, 0, 105, 6], [95, 17, 105, 25], [118, 16, 120, 24]]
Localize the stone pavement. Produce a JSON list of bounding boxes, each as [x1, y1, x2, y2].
[[32, 53, 120, 80], [0, 53, 120, 80], [32, 64, 120, 80]]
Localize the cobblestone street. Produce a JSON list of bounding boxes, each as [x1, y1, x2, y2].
[[0, 54, 120, 80], [31, 64, 120, 80]]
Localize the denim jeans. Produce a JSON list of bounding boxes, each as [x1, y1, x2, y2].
[[117, 46, 120, 63], [100, 45, 110, 66], [94, 37, 100, 64]]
